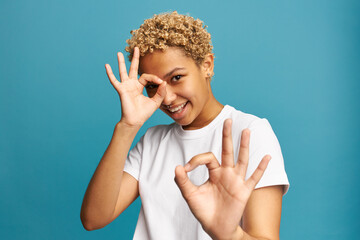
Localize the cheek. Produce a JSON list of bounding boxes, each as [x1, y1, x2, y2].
[[193, 77, 209, 98], [179, 83, 196, 99]]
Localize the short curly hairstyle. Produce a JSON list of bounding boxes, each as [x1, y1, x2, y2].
[[125, 11, 213, 65]]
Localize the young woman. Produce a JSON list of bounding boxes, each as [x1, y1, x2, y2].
[[81, 11, 289, 240]]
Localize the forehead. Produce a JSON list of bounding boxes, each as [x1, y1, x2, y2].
[[139, 47, 197, 76]]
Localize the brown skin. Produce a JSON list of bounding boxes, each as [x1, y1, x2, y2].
[[174, 119, 282, 240], [139, 47, 223, 130], [81, 47, 284, 240]]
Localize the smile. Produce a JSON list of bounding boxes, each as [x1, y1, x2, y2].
[[168, 102, 187, 113]]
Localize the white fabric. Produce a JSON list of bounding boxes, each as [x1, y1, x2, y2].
[[124, 105, 290, 240]]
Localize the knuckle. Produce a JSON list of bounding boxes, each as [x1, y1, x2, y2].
[[209, 152, 217, 159]]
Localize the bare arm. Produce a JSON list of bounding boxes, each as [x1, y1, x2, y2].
[[231, 185, 284, 240], [174, 119, 273, 240], [80, 122, 140, 230], [203, 186, 284, 240], [80, 47, 166, 230], [175, 119, 285, 240]]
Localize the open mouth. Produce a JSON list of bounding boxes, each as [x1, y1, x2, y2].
[[166, 101, 189, 119], [168, 102, 188, 113]]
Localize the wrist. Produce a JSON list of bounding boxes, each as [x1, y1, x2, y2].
[[117, 119, 142, 130], [115, 121, 141, 136], [212, 226, 244, 240]]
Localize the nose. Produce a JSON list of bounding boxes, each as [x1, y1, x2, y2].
[[162, 84, 177, 106]]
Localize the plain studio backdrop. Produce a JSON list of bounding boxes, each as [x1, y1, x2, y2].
[[1, 0, 359, 239]]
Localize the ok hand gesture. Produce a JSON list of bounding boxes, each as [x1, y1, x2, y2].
[[105, 47, 167, 127], [174, 119, 271, 240]]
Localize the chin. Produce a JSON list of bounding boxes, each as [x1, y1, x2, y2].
[[176, 117, 195, 128]]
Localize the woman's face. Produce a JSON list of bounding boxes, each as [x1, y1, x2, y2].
[[139, 47, 215, 129]]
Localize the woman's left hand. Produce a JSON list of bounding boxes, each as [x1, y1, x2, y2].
[[174, 119, 271, 240]]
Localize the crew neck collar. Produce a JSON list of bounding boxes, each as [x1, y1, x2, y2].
[[174, 105, 232, 139]]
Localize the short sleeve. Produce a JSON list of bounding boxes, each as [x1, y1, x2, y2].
[[247, 118, 290, 195], [123, 135, 144, 181]]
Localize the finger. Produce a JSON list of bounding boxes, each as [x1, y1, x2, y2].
[[117, 52, 128, 82], [185, 152, 220, 172], [138, 73, 163, 87], [151, 81, 167, 106], [246, 155, 271, 189], [221, 119, 234, 167], [174, 165, 198, 200], [105, 64, 120, 89], [235, 128, 250, 178], [129, 47, 140, 79]]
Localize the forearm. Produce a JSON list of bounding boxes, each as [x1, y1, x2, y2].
[[80, 121, 140, 228], [229, 226, 273, 240], [209, 226, 274, 240]]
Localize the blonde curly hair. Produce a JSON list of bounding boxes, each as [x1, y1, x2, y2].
[[125, 11, 213, 65]]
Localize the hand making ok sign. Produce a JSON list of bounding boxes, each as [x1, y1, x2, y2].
[[105, 47, 167, 127], [174, 119, 272, 240]]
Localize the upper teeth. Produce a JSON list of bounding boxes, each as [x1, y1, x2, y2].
[[169, 102, 186, 113]]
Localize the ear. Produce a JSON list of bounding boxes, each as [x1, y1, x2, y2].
[[201, 53, 214, 80]]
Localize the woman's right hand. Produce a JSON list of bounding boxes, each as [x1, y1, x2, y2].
[[105, 47, 167, 127]]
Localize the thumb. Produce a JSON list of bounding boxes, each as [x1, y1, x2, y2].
[[151, 81, 167, 106], [174, 165, 197, 200]]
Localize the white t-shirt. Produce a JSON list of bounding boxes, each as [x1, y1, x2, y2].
[[124, 105, 290, 240]]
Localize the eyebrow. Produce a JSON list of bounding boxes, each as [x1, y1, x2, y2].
[[163, 67, 185, 79]]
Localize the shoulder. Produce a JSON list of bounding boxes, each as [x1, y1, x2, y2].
[[225, 105, 270, 131], [225, 105, 279, 148], [142, 123, 177, 142], [225, 106, 290, 194]]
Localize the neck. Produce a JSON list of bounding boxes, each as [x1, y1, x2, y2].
[[182, 95, 224, 130]]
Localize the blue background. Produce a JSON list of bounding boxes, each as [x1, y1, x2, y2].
[[1, 0, 359, 239]]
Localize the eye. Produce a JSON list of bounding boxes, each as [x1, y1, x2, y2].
[[145, 83, 158, 90], [171, 75, 182, 82]]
